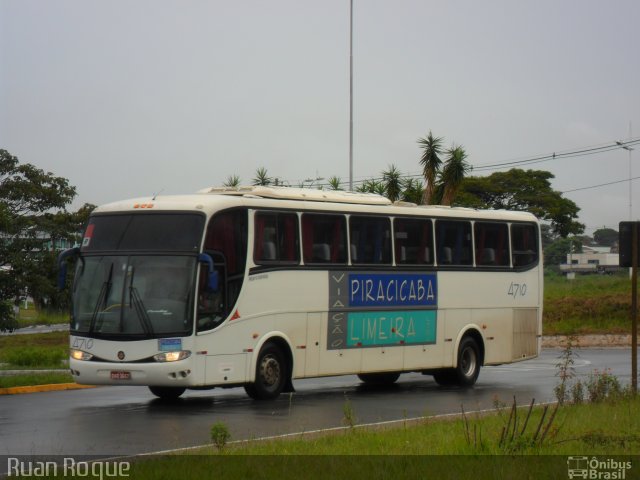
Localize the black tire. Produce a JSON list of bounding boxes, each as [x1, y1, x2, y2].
[[432, 369, 455, 386], [357, 372, 400, 385], [452, 336, 481, 387], [148, 386, 186, 399], [244, 343, 288, 400]]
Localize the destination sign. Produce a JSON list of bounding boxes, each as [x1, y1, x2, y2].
[[349, 273, 436, 307], [327, 272, 438, 350]]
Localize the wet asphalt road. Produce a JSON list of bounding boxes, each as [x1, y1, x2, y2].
[[0, 348, 636, 459]]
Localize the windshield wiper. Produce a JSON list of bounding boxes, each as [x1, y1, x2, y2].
[[128, 267, 154, 335], [89, 263, 114, 333]]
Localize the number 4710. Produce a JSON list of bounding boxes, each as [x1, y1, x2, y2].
[[508, 282, 527, 298]]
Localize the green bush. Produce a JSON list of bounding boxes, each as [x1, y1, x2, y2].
[[1, 346, 66, 367], [0, 302, 18, 332]]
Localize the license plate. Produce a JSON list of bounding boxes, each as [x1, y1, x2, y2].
[[110, 371, 131, 380]]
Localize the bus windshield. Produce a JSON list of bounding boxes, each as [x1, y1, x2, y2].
[[71, 255, 196, 337]]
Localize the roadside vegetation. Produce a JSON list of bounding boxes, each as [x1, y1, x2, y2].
[[0, 331, 69, 388], [16, 302, 69, 327], [543, 271, 631, 335], [124, 394, 639, 479]]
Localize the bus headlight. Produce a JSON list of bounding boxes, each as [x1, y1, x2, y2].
[[153, 350, 191, 362], [70, 349, 93, 361]]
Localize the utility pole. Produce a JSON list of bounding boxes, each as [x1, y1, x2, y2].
[[632, 223, 638, 393], [620, 221, 639, 394]]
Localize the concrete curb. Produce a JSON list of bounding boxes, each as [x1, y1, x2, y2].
[[0, 383, 96, 395]]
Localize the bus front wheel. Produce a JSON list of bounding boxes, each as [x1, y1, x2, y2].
[[148, 386, 186, 400], [245, 343, 287, 400]]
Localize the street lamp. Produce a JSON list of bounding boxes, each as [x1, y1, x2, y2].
[[348, 0, 354, 191]]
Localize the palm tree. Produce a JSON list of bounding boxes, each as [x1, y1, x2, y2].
[[252, 167, 272, 186], [357, 179, 386, 195], [401, 178, 424, 204], [417, 131, 443, 205], [223, 175, 241, 187], [382, 164, 402, 202], [328, 176, 343, 191], [440, 145, 471, 206]]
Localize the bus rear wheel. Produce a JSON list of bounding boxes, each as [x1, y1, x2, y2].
[[245, 343, 287, 400], [454, 336, 481, 386], [148, 386, 186, 400], [433, 337, 481, 387], [357, 372, 400, 385]]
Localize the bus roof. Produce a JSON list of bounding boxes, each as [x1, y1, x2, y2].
[[197, 186, 393, 205], [94, 186, 538, 223]]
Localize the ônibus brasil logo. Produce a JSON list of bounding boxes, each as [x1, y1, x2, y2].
[[567, 457, 632, 479]]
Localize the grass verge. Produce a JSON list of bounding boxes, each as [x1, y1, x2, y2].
[[125, 396, 639, 479], [0, 331, 69, 370], [543, 273, 631, 334], [16, 305, 68, 326], [0, 372, 73, 388]]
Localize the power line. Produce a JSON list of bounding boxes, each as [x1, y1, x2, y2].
[[472, 139, 640, 172], [561, 175, 640, 194], [287, 137, 640, 190]]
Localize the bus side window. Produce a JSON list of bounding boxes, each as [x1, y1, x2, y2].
[[349, 216, 391, 265], [511, 223, 538, 268], [474, 222, 509, 267], [254, 212, 300, 265], [199, 209, 248, 331], [197, 266, 225, 331], [394, 218, 433, 265], [302, 214, 347, 264], [435, 220, 472, 266]]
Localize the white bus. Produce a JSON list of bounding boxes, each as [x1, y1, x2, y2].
[[60, 186, 542, 400]]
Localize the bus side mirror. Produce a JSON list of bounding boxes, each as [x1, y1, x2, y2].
[[198, 253, 219, 293], [57, 247, 80, 290]]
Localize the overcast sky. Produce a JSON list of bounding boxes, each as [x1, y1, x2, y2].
[[1, 0, 639, 234]]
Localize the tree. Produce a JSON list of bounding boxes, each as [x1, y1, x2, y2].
[[25, 203, 95, 310], [401, 178, 424, 204], [328, 176, 343, 191], [544, 237, 583, 266], [382, 164, 402, 202], [0, 149, 77, 312], [593, 228, 618, 247], [417, 131, 443, 205], [357, 179, 386, 196], [457, 169, 584, 237], [439, 145, 471, 206], [223, 175, 241, 187], [252, 167, 272, 186]]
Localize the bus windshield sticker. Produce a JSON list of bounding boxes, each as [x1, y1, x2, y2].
[[158, 338, 182, 352], [82, 223, 95, 248]]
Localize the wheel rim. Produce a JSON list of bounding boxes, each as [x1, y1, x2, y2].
[[259, 354, 281, 388], [460, 346, 477, 378]]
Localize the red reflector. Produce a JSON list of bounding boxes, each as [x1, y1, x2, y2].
[[230, 310, 241, 321], [296, 345, 306, 350]]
